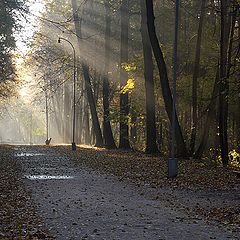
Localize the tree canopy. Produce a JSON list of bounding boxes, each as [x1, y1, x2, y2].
[[1, 0, 240, 168], [0, 0, 26, 98]]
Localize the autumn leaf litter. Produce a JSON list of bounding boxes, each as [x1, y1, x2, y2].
[[0, 145, 54, 239], [57, 146, 239, 232], [0, 145, 239, 238]]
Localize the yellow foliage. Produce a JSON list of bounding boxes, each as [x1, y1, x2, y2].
[[121, 78, 135, 94], [121, 63, 137, 72], [229, 150, 240, 168], [215, 149, 240, 168]]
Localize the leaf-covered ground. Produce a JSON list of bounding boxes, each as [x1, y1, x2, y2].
[[0, 146, 54, 239], [55, 145, 239, 231], [59, 146, 239, 190], [0, 145, 239, 238]]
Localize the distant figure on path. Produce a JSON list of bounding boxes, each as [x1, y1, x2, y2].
[[45, 138, 52, 145]]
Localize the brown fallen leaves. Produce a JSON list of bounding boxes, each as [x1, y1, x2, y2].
[[196, 206, 240, 226], [55, 146, 239, 190], [1, 145, 239, 237], [55, 145, 239, 229], [0, 146, 54, 240]]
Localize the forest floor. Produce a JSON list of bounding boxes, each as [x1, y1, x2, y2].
[[0, 145, 239, 239]]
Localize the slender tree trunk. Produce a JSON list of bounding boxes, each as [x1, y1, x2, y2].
[[64, 83, 71, 143], [140, 0, 159, 154], [76, 101, 83, 144], [236, 18, 240, 152], [130, 107, 137, 147], [77, 65, 84, 144], [237, 17, 240, 151], [60, 85, 65, 142], [84, 104, 91, 145], [71, 0, 103, 147], [158, 120, 163, 151], [227, 8, 237, 151], [194, 67, 219, 159], [82, 64, 103, 146], [145, 0, 188, 157], [226, 8, 237, 79], [219, 0, 231, 166], [190, 0, 206, 155], [92, 70, 100, 104], [119, 0, 131, 149], [102, 2, 116, 149], [237, 84, 240, 152], [52, 93, 62, 141]]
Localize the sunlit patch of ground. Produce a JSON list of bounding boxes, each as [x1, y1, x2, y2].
[[47, 143, 106, 151], [79, 144, 106, 151]]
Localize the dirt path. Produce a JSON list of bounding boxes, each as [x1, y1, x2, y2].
[[15, 146, 238, 240]]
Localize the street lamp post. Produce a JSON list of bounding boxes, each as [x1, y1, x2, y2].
[[58, 37, 77, 151], [168, 0, 180, 178]]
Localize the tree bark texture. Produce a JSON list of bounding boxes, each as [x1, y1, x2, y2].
[[194, 67, 219, 159], [103, 2, 117, 149], [145, 0, 188, 157], [219, 0, 231, 166], [119, 0, 131, 149], [82, 63, 103, 146], [76, 65, 84, 144], [71, 0, 103, 147], [83, 103, 91, 145], [190, 0, 206, 155], [64, 83, 71, 143], [237, 82, 240, 152], [52, 89, 64, 141], [235, 18, 240, 152], [140, 0, 159, 154]]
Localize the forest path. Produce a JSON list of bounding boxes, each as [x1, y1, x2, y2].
[[15, 146, 236, 240]]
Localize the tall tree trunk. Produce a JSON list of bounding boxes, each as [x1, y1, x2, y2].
[[60, 85, 65, 142], [190, 0, 206, 155], [194, 66, 219, 159], [227, 7, 237, 151], [71, 0, 103, 147], [219, 0, 231, 166], [76, 65, 83, 144], [140, 0, 159, 154], [119, 0, 131, 149], [145, 0, 188, 157], [102, 2, 116, 149], [64, 83, 71, 143], [159, 120, 163, 151], [52, 92, 62, 141], [130, 107, 137, 148], [82, 64, 103, 146], [237, 83, 240, 152], [237, 17, 240, 152], [84, 104, 91, 145]]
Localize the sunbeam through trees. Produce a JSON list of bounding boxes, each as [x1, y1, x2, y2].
[[0, 1, 240, 237]]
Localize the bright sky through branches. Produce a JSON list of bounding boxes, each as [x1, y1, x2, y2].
[[16, 0, 45, 54], [15, 1, 45, 106]]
